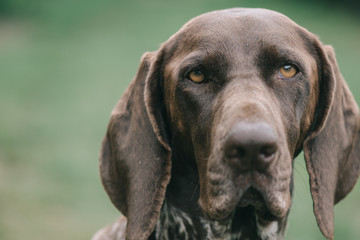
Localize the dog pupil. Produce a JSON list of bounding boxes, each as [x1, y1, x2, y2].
[[194, 69, 202, 75]]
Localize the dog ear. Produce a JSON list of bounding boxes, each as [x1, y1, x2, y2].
[[303, 43, 360, 240], [100, 50, 171, 240]]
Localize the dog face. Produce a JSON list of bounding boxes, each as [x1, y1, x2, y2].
[[162, 9, 319, 222], [100, 8, 360, 240]]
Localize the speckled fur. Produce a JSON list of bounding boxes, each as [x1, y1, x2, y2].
[[154, 202, 286, 240]]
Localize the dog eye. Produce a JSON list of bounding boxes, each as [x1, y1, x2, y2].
[[188, 69, 205, 83], [278, 64, 298, 79]]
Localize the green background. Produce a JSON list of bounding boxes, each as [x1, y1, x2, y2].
[[1, 0, 359, 239]]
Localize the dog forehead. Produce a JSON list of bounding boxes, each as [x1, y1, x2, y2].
[[164, 8, 307, 64], [178, 8, 299, 42]]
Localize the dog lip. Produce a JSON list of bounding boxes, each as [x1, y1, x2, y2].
[[237, 187, 266, 210], [204, 165, 291, 220], [237, 187, 290, 219], [202, 186, 289, 222], [200, 192, 241, 221]]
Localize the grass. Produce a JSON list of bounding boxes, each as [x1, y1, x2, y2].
[[0, 0, 359, 239]]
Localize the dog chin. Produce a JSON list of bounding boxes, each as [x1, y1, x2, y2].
[[203, 187, 290, 222]]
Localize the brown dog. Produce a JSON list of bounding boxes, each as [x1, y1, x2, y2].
[[94, 8, 360, 240]]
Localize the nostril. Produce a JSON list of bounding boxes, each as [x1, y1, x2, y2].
[[259, 144, 277, 159], [225, 147, 246, 159], [224, 144, 250, 171], [257, 144, 278, 171]]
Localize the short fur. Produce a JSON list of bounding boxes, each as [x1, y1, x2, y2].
[[94, 8, 360, 240]]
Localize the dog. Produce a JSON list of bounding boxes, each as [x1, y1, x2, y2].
[[93, 8, 360, 240]]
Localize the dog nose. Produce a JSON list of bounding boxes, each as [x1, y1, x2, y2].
[[224, 122, 278, 172]]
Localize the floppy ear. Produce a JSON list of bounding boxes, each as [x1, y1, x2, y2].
[[303, 44, 360, 240], [100, 50, 171, 240]]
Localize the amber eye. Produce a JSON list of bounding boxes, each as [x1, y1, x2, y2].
[[279, 64, 298, 79], [188, 69, 205, 83]]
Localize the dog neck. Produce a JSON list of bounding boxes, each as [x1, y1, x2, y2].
[[155, 200, 287, 240]]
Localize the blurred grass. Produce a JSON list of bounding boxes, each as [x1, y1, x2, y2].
[[0, 0, 359, 239]]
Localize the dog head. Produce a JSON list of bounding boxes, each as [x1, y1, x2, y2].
[[100, 8, 360, 240]]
